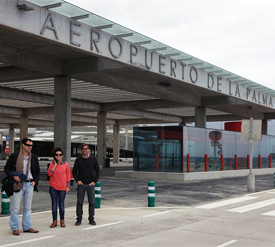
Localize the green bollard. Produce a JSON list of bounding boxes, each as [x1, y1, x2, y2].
[[1, 191, 10, 214], [95, 182, 101, 209], [148, 181, 155, 207]]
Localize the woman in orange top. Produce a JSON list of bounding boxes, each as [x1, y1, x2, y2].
[[47, 147, 71, 228]]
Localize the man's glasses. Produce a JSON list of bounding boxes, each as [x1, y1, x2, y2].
[[55, 153, 63, 156], [24, 144, 33, 147], [82, 148, 89, 150]]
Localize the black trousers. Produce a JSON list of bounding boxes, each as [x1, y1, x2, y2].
[[76, 184, 95, 221]]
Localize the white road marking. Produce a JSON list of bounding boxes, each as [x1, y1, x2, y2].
[[31, 210, 52, 215], [96, 206, 189, 210], [245, 189, 275, 196], [0, 236, 54, 247], [262, 210, 275, 216], [84, 221, 124, 230], [227, 199, 275, 213], [0, 210, 52, 219], [216, 240, 237, 247], [196, 197, 257, 209], [143, 210, 171, 217], [0, 216, 10, 220]]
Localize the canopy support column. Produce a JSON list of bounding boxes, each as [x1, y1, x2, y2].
[[97, 111, 106, 167], [113, 124, 120, 164], [54, 76, 71, 164], [195, 106, 206, 128]]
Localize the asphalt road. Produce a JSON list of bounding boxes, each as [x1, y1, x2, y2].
[[1, 164, 275, 212], [1, 163, 275, 246]]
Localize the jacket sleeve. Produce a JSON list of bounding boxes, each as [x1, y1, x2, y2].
[[47, 162, 55, 177], [31, 154, 40, 185], [72, 159, 79, 182], [4, 153, 17, 178], [94, 157, 100, 183], [66, 162, 71, 182]]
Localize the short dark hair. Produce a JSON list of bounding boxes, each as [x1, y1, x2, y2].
[[80, 143, 89, 150], [22, 138, 33, 145], [52, 147, 63, 157]]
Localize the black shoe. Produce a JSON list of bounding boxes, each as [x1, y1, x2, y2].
[[89, 219, 96, 225], [75, 221, 81, 226]]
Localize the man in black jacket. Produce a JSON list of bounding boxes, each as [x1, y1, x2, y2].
[[4, 138, 40, 236], [73, 143, 100, 226]]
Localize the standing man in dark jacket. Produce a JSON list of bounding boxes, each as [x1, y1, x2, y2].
[[4, 138, 40, 236], [73, 143, 100, 226]]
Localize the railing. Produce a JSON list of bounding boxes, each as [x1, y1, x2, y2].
[[186, 154, 273, 173], [134, 153, 274, 173]]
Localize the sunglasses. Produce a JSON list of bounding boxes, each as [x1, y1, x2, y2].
[[55, 153, 63, 156], [24, 144, 33, 147]]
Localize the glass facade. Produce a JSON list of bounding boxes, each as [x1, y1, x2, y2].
[[133, 127, 182, 172], [133, 125, 275, 173]]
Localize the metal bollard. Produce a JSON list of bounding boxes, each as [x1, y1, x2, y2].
[[148, 181, 155, 207], [95, 182, 101, 209], [1, 191, 10, 214]]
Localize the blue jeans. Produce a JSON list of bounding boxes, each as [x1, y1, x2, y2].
[[10, 182, 34, 231], [49, 187, 66, 220], [76, 184, 95, 221]]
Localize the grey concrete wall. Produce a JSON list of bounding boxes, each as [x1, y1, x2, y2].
[[115, 168, 275, 182]]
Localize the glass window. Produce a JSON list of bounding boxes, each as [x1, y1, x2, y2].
[[270, 137, 275, 167], [187, 127, 206, 172], [133, 127, 182, 172], [133, 125, 275, 173], [235, 132, 249, 170], [207, 129, 222, 171], [260, 135, 269, 168]]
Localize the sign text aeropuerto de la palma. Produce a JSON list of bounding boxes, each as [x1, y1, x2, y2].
[[1, 2, 273, 108]]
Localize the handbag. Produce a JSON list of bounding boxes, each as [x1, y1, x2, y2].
[[1, 177, 13, 196]]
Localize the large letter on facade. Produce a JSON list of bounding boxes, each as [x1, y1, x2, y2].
[[170, 60, 177, 77], [109, 37, 122, 59], [130, 44, 138, 64], [246, 88, 250, 100], [145, 50, 153, 69], [40, 13, 59, 40], [70, 21, 81, 47], [159, 55, 166, 74], [91, 29, 100, 53], [207, 74, 214, 89]]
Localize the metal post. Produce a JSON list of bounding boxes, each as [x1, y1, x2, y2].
[[221, 154, 224, 171], [247, 117, 255, 192], [187, 154, 190, 173], [249, 117, 253, 174], [205, 154, 208, 172]]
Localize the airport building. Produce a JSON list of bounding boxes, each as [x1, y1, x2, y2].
[[1, 0, 275, 179]]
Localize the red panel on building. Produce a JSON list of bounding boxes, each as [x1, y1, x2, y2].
[[224, 122, 242, 132], [158, 130, 183, 140]]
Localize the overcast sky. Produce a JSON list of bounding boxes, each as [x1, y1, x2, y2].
[[66, 0, 275, 90]]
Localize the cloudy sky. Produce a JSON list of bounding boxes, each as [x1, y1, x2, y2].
[[66, 0, 275, 90]]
